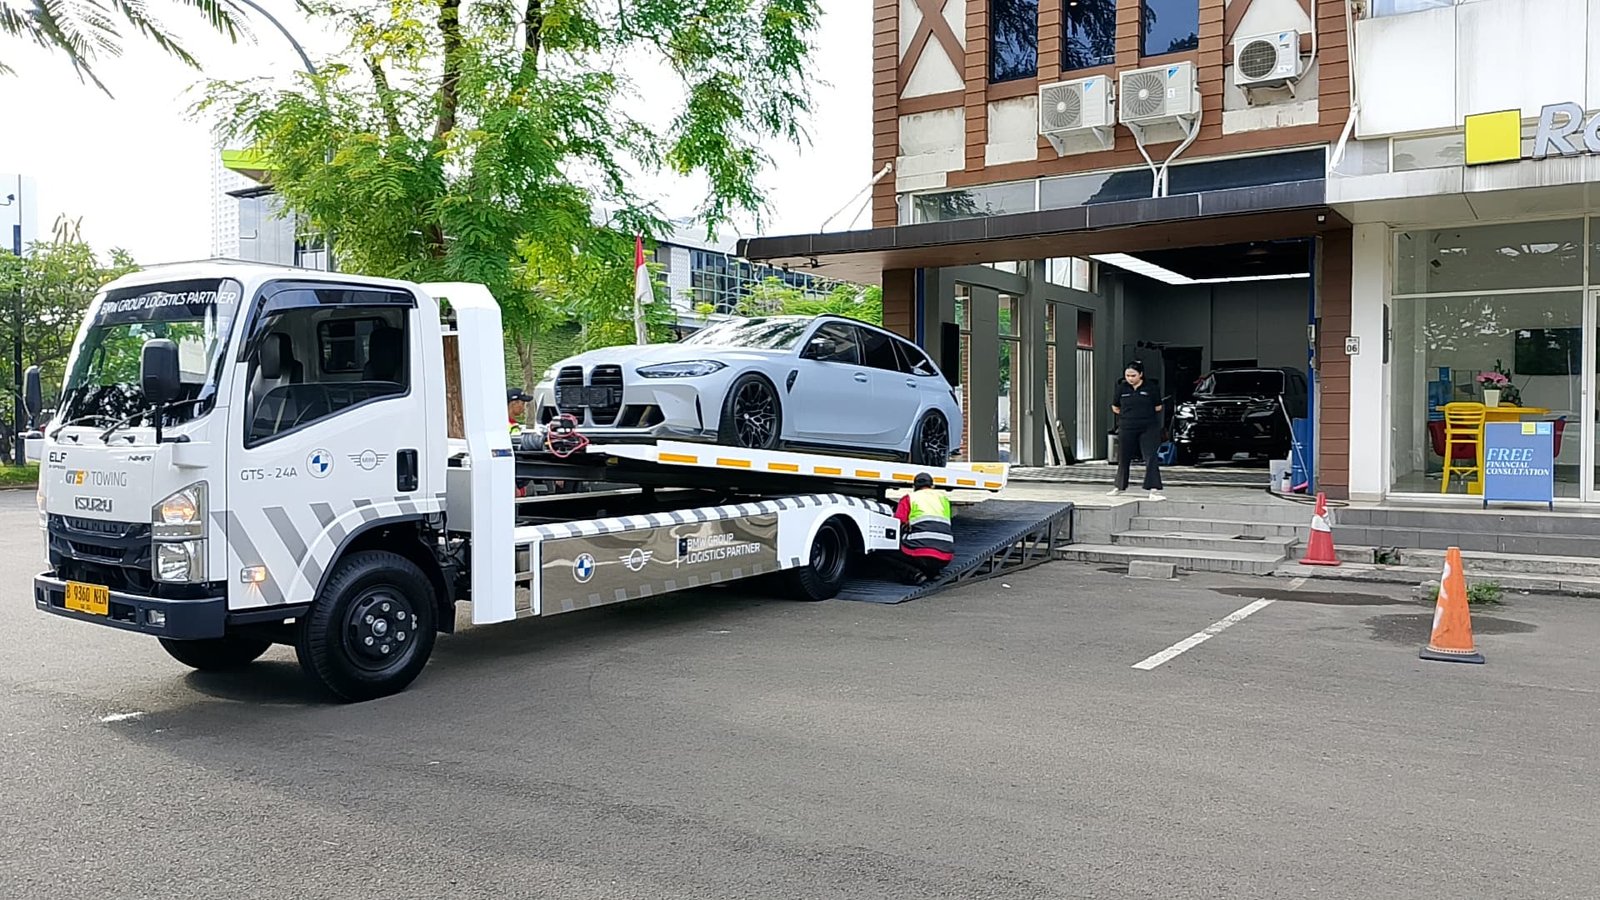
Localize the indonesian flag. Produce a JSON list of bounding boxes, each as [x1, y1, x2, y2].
[[633, 235, 651, 345]]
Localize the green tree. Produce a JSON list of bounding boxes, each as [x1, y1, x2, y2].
[[0, 215, 139, 400], [203, 0, 822, 378], [1, 0, 249, 94], [736, 277, 882, 325]]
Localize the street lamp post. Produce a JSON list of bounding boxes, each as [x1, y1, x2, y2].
[[1, 184, 21, 466]]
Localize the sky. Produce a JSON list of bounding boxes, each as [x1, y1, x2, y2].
[[0, 0, 872, 264]]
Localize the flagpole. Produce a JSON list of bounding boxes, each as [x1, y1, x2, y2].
[[633, 235, 651, 345]]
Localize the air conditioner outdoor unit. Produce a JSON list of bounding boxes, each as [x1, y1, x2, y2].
[[1118, 61, 1200, 126], [1038, 75, 1115, 153], [1233, 30, 1305, 88]]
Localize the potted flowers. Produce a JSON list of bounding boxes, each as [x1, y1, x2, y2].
[[1478, 368, 1504, 406]]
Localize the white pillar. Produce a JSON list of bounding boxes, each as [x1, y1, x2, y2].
[[1347, 223, 1388, 502]]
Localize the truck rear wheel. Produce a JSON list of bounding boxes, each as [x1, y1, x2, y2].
[[158, 635, 272, 671], [786, 518, 851, 601], [295, 550, 438, 702]]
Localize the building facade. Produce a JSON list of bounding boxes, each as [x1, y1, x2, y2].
[[1330, 0, 1600, 502], [744, 0, 1365, 488]]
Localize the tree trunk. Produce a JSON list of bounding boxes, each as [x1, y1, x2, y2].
[[510, 330, 537, 392]]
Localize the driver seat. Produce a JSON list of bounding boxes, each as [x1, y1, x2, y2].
[[251, 333, 305, 438]]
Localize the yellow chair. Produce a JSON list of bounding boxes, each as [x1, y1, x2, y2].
[[1440, 402, 1487, 494]]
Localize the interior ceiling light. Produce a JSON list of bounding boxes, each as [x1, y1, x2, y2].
[[1089, 253, 1310, 286]]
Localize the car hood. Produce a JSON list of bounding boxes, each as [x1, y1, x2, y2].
[[553, 344, 793, 369]]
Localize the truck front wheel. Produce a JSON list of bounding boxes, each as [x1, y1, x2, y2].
[[158, 635, 272, 671], [296, 551, 438, 702]]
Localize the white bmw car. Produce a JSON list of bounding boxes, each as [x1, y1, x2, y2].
[[531, 315, 963, 466]]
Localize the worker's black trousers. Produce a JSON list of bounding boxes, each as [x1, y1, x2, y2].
[[1116, 421, 1164, 491], [880, 552, 948, 586]]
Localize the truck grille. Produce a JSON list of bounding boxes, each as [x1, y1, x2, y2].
[[47, 515, 153, 594]]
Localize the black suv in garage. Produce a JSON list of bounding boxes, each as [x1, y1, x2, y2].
[[1171, 367, 1309, 465]]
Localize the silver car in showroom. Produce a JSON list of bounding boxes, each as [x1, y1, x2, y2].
[[531, 315, 963, 465]]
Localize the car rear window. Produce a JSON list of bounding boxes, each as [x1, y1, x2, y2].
[[1198, 371, 1284, 396]]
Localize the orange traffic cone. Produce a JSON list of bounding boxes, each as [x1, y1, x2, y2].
[[1299, 492, 1341, 566], [1420, 546, 1485, 664]]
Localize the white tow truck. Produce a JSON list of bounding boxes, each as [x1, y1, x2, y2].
[[30, 262, 1007, 701]]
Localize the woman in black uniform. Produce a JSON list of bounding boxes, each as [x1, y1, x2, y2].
[[1110, 360, 1166, 500]]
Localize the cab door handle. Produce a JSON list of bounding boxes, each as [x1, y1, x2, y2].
[[396, 449, 418, 492]]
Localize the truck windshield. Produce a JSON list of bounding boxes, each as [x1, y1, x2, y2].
[[1197, 371, 1284, 397], [56, 278, 243, 429]]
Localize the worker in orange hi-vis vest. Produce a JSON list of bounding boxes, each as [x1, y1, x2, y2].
[[882, 473, 954, 586]]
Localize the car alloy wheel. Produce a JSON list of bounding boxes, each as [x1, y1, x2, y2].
[[732, 379, 778, 449], [918, 414, 950, 467]]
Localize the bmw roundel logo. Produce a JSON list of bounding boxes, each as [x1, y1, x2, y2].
[[573, 553, 596, 583], [307, 449, 333, 478]]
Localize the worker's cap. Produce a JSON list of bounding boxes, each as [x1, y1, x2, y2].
[[913, 472, 934, 489], [507, 388, 532, 403]]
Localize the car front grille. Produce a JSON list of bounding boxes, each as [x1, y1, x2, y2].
[[555, 366, 585, 418], [589, 365, 623, 425]]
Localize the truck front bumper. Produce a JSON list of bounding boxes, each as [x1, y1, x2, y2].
[[33, 573, 227, 639]]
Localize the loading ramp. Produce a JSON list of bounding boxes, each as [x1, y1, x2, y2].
[[838, 500, 1075, 604]]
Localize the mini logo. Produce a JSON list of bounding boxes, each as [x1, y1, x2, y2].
[[74, 496, 113, 513], [621, 548, 654, 572], [307, 449, 333, 478], [349, 450, 390, 471], [573, 553, 596, 583]]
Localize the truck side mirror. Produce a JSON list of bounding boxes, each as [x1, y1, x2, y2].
[[141, 339, 182, 406], [23, 366, 41, 422]]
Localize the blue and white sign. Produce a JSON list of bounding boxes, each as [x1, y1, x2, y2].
[[1482, 422, 1555, 509], [307, 448, 333, 479], [572, 553, 596, 583]]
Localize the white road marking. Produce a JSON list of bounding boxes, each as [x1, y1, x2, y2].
[[99, 711, 145, 723], [1132, 599, 1276, 671], [1287, 577, 1307, 590]]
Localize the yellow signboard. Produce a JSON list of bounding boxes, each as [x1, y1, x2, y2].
[[1464, 110, 1522, 166]]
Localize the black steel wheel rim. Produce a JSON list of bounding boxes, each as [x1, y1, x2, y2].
[[733, 380, 777, 448], [810, 524, 846, 581], [345, 588, 419, 673], [921, 415, 949, 463]]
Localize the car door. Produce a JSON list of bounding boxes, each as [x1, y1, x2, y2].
[[788, 321, 873, 444], [855, 325, 922, 447]]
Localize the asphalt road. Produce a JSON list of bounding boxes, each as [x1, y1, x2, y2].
[[4, 490, 1599, 898]]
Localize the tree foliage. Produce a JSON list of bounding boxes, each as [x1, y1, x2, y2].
[[202, 0, 823, 368], [1, 0, 250, 94], [728, 277, 883, 325], [0, 215, 139, 399]]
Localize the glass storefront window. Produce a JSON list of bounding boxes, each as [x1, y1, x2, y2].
[[912, 181, 1037, 223], [1389, 287, 1585, 498], [1394, 220, 1585, 295]]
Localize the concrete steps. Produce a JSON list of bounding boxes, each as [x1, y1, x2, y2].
[[1276, 561, 1600, 598], [1132, 516, 1307, 539], [1061, 543, 1287, 576], [1114, 530, 1296, 555]]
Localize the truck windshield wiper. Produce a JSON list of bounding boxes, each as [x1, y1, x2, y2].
[[99, 399, 205, 444], [49, 414, 117, 440]]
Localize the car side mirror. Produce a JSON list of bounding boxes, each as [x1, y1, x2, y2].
[[23, 366, 41, 422], [141, 339, 182, 406]]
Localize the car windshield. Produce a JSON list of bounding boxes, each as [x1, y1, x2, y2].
[[1197, 370, 1285, 397], [682, 318, 809, 350], [56, 278, 243, 430]]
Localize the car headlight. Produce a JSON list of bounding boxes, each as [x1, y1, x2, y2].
[[637, 360, 728, 378], [155, 540, 207, 583], [1175, 404, 1196, 419], [153, 482, 207, 540]]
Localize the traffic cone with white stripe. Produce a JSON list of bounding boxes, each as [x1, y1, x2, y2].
[[1420, 546, 1485, 664], [1298, 492, 1341, 567]]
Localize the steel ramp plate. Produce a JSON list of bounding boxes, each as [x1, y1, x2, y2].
[[836, 501, 1075, 604]]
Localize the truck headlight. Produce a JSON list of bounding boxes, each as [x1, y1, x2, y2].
[[637, 360, 727, 378], [153, 482, 207, 540], [155, 540, 207, 583]]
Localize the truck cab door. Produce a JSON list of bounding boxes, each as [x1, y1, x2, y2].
[[226, 283, 433, 612]]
